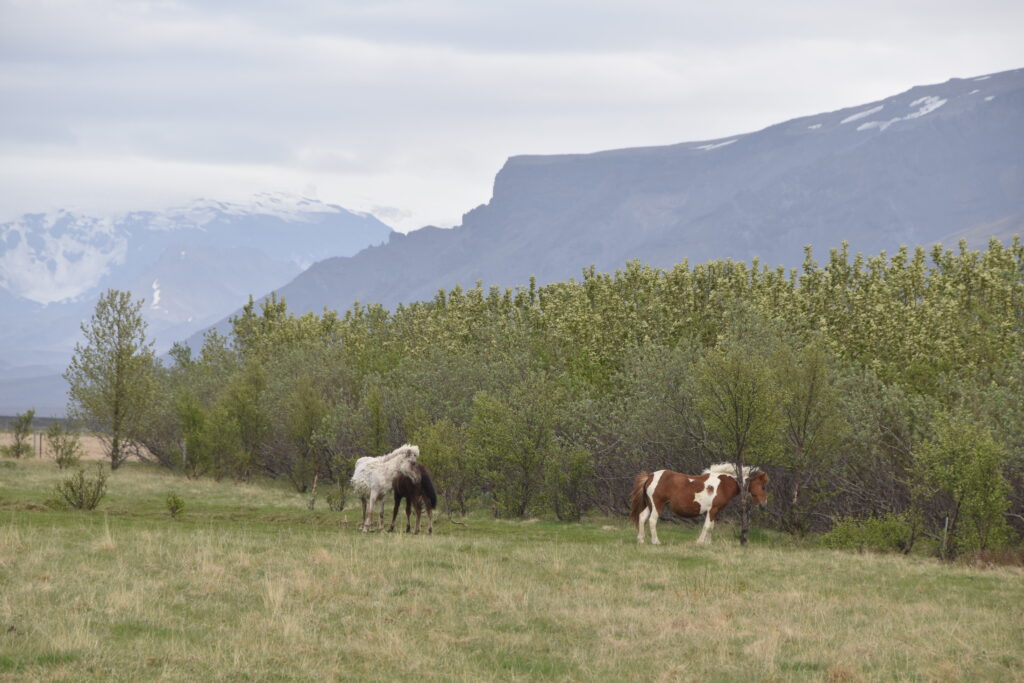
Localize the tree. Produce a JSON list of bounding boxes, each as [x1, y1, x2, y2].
[[415, 417, 472, 515], [544, 444, 594, 521], [696, 338, 783, 545], [3, 409, 35, 458], [913, 413, 1013, 558], [46, 422, 82, 469], [774, 340, 848, 533], [64, 290, 156, 469], [468, 379, 562, 518]]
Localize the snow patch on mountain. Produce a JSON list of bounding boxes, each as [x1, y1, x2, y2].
[[907, 96, 947, 118], [841, 105, 884, 124], [695, 139, 737, 151], [144, 193, 366, 231], [0, 213, 125, 303], [856, 95, 947, 132]]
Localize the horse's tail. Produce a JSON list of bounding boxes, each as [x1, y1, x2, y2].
[[420, 466, 438, 511], [629, 472, 652, 529]]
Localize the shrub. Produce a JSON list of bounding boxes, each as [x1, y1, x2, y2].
[[325, 489, 346, 512], [46, 423, 83, 469], [545, 445, 595, 522], [53, 464, 108, 510], [1, 442, 32, 459], [821, 513, 915, 553], [2, 409, 35, 459], [912, 414, 1012, 558], [165, 491, 185, 518], [324, 452, 353, 512]]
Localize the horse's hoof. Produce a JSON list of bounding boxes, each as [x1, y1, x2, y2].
[[651, 540, 661, 545]]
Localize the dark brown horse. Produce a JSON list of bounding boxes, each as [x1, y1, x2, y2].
[[388, 462, 437, 534], [629, 463, 769, 544]]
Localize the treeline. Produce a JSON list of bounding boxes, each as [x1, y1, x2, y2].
[[67, 239, 1024, 556]]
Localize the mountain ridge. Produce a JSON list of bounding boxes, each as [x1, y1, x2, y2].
[[219, 67, 1021, 330]]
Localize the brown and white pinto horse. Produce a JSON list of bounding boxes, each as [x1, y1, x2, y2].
[[630, 463, 769, 544]]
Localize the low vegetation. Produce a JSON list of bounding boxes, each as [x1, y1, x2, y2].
[[45, 423, 82, 470], [1, 459, 1022, 681], [52, 239, 1023, 559], [50, 464, 108, 511], [0, 411, 34, 459]]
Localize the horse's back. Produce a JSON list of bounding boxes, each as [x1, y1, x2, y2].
[[650, 469, 710, 518], [350, 456, 380, 493]]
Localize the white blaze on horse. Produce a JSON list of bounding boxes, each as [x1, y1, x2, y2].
[[350, 444, 421, 532], [630, 463, 769, 545]]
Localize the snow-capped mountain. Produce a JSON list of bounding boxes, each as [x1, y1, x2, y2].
[[0, 194, 391, 305], [0, 194, 393, 415]]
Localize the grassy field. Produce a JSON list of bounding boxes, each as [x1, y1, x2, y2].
[[1, 457, 1022, 682]]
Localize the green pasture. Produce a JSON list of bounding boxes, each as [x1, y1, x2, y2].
[[1, 459, 1022, 681]]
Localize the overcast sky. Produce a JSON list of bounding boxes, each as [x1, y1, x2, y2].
[[2, 1, 1022, 232]]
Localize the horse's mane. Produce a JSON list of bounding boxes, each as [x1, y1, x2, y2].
[[351, 444, 421, 493], [703, 463, 760, 481], [382, 444, 420, 461]]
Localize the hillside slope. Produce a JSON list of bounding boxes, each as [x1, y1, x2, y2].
[[259, 68, 1023, 319]]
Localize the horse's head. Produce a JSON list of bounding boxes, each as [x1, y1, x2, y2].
[[747, 470, 769, 508], [396, 444, 421, 482]]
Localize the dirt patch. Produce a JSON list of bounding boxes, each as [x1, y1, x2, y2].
[[0, 431, 145, 462]]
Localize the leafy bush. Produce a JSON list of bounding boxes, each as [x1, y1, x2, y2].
[[912, 414, 1013, 557], [821, 513, 915, 553], [545, 445, 595, 522], [324, 452, 353, 511], [46, 423, 82, 470], [2, 409, 35, 459], [53, 465, 108, 510], [325, 489, 346, 512], [1, 442, 32, 459], [415, 418, 471, 516], [165, 491, 185, 518]]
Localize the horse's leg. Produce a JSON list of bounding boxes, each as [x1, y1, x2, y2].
[[697, 510, 715, 544], [388, 493, 401, 532], [648, 501, 662, 545], [412, 499, 422, 534], [360, 495, 369, 532], [365, 492, 377, 532], [370, 491, 382, 532], [425, 504, 433, 535], [406, 497, 414, 533], [637, 502, 651, 544]]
